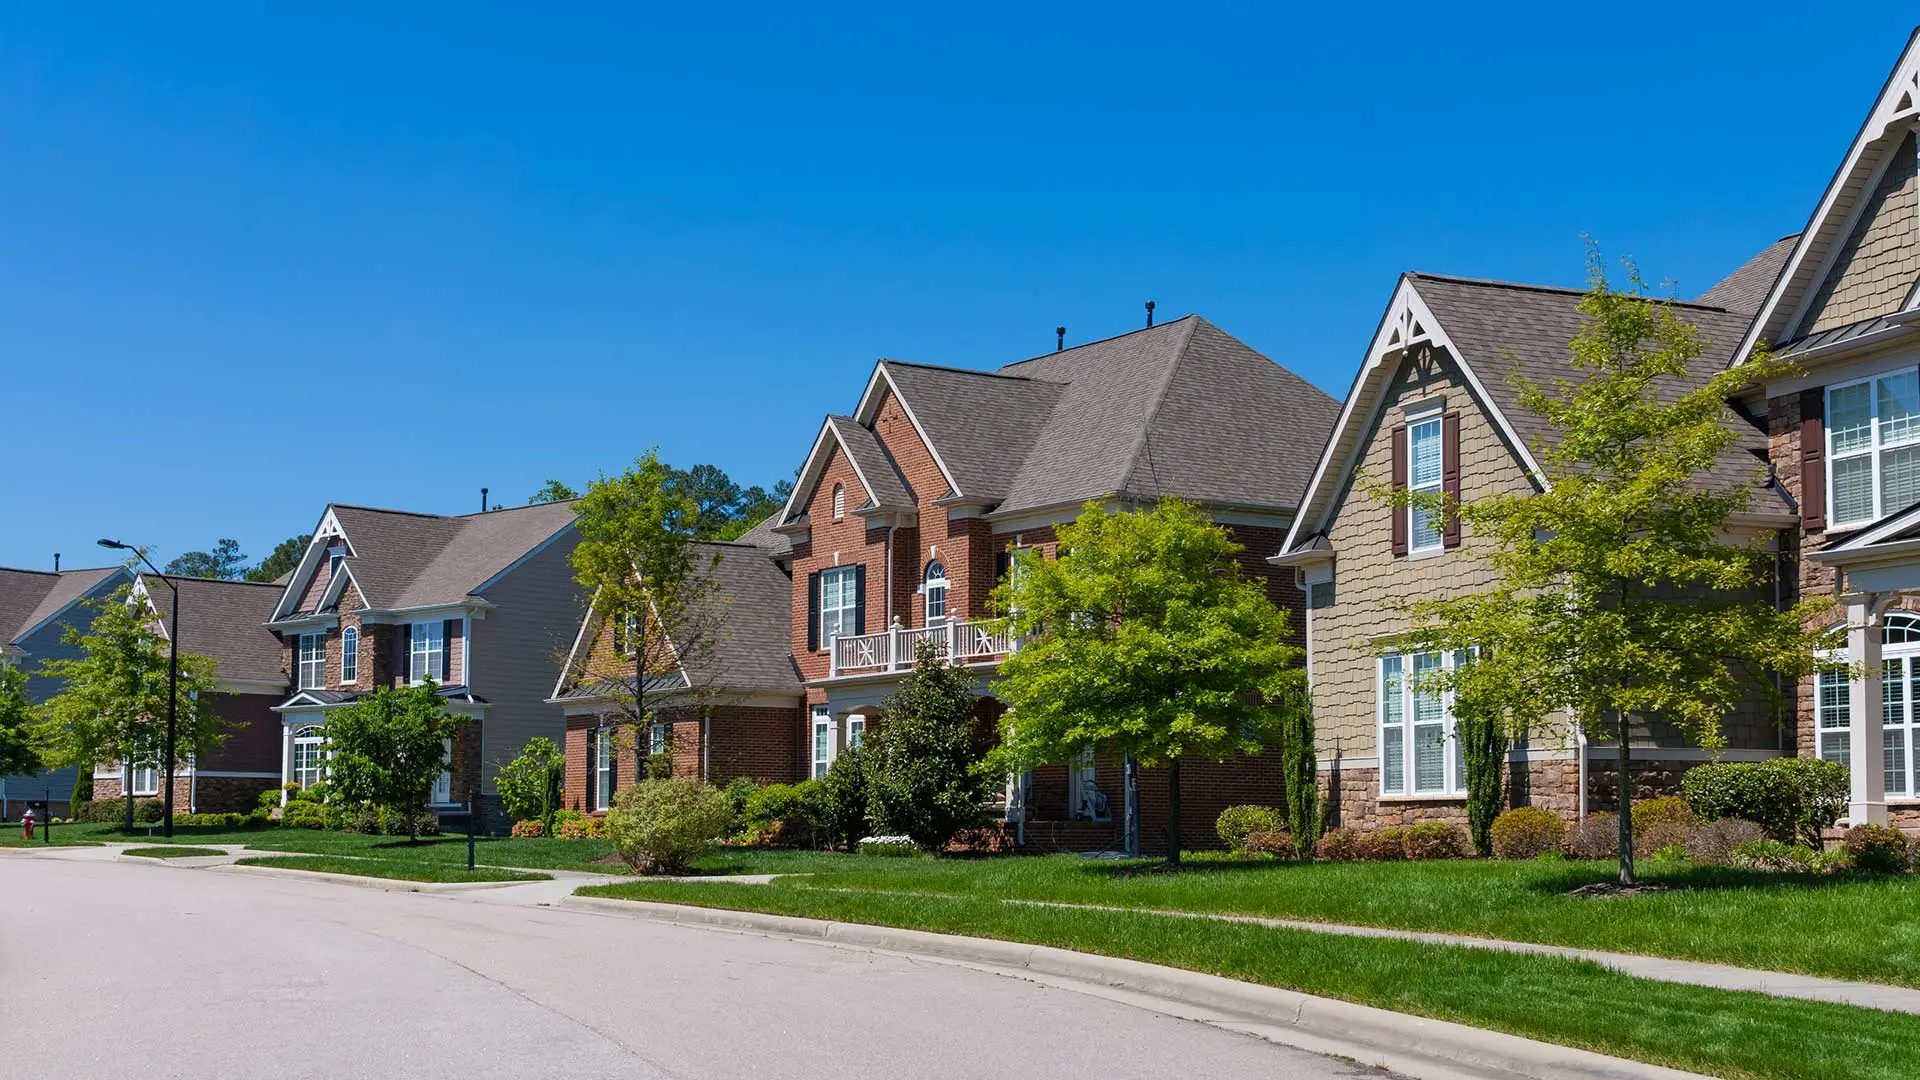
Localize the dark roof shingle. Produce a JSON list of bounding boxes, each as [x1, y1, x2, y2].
[[139, 575, 286, 683]]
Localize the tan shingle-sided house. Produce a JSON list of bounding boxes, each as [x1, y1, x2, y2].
[[265, 500, 585, 824], [0, 564, 133, 817]]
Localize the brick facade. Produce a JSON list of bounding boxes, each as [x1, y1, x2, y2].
[[560, 703, 806, 815]]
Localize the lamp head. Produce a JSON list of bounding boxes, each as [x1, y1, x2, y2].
[[97, 539, 129, 550]]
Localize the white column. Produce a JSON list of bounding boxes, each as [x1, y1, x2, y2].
[[280, 723, 294, 805], [1848, 598, 1889, 826]]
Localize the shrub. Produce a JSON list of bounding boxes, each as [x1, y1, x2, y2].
[[1648, 843, 1689, 863], [1402, 821, 1473, 860], [857, 836, 920, 857], [1314, 827, 1362, 861], [77, 797, 124, 824], [741, 782, 824, 846], [1457, 712, 1508, 857], [553, 808, 585, 827], [1732, 838, 1842, 874], [555, 815, 606, 840], [1279, 702, 1323, 855], [256, 788, 284, 812], [1242, 829, 1296, 858], [1682, 759, 1848, 845], [496, 737, 567, 835], [511, 819, 547, 838], [604, 777, 735, 873], [647, 752, 673, 780], [1490, 807, 1566, 859], [1216, 805, 1286, 852], [1684, 818, 1764, 865], [1568, 813, 1620, 860], [282, 802, 327, 830], [1356, 827, 1407, 861], [1630, 796, 1697, 855], [131, 798, 165, 824], [862, 646, 994, 852], [723, 777, 758, 818], [1842, 824, 1912, 874], [245, 808, 272, 829], [817, 747, 872, 852]]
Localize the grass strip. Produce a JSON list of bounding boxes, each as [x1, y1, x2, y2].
[[236, 855, 548, 883], [582, 879, 1917, 1080], [124, 846, 225, 859]]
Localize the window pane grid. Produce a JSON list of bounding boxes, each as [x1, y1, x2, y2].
[[1408, 417, 1443, 552], [1380, 651, 1464, 798]]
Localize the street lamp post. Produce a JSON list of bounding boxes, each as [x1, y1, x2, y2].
[[98, 540, 179, 838]]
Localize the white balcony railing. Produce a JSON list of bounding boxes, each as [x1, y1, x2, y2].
[[830, 617, 1016, 677]]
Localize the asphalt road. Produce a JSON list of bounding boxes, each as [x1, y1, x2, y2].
[[2, 856, 1380, 1079]]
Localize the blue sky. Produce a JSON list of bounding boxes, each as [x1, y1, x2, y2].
[[2, 5, 1914, 572]]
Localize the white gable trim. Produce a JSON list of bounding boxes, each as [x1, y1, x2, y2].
[[776, 417, 891, 526], [270, 508, 351, 621], [1278, 278, 1545, 555], [1736, 32, 1920, 364], [854, 362, 963, 500], [551, 585, 606, 700]]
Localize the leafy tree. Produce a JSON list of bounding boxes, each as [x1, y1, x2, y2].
[[0, 664, 42, 779], [672, 464, 746, 539], [33, 586, 224, 826], [818, 744, 872, 851], [529, 480, 579, 504], [1279, 696, 1323, 855], [320, 682, 464, 842], [571, 450, 725, 784], [993, 499, 1306, 865], [165, 538, 247, 580], [496, 736, 566, 834], [1393, 251, 1827, 885], [714, 479, 795, 540], [244, 536, 306, 583], [864, 642, 995, 852], [1457, 711, 1507, 857]]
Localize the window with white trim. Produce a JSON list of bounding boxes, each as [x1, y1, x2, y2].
[[128, 756, 159, 797], [832, 484, 846, 519], [1379, 649, 1471, 796], [923, 560, 948, 621], [811, 706, 834, 779], [297, 633, 325, 690], [847, 715, 866, 750], [1408, 414, 1444, 553], [819, 566, 858, 645], [410, 621, 445, 684], [328, 546, 346, 580], [432, 738, 453, 804], [1818, 612, 1920, 796], [1828, 370, 1920, 529], [292, 725, 326, 790], [341, 626, 358, 683], [650, 722, 671, 757], [593, 727, 615, 811]]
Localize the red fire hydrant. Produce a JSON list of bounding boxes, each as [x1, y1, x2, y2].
[[21, 808, 35, 840]]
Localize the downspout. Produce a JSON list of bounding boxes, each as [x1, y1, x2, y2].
[[885, 524, 896, 628], [701, 713, 711, 782], [1574, 721, 1587, 821], [188, 753, 197, 814]]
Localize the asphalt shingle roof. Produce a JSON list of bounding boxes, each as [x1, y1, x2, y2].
[[0, 566, 126, 645], [139, 575, 286, 683], [317, 500, 580, 612], [825, 417, 915, 510], [1696, 234, 1799, 316], [878, 361, 1065, 504]]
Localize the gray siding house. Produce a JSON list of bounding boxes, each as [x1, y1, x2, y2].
[[0, 564, 134, 816]]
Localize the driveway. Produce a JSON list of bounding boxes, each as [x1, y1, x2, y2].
[[1, 856, 1382, 1079]]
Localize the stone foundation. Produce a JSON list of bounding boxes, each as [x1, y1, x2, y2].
[[1323, 755, 1707, 831], [93, 774, 277, 813]]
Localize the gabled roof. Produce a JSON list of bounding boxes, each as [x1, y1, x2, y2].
[[0, 566, 129, 647], [276, 684, 485, 712], [861, 360, 1065, 504], [776, 416, 916, 528], [135, 574, 285, 684], [1695, 234, 1799, 316], [732, 514, 792, 558], [274, 500, 580, 620], [1737, 29, 1920, 362], [1280, 273, 1788, 556]]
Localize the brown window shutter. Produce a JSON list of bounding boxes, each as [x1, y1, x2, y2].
[[1441, 411, 1462, 549], [1390, 423, 1409, 557], [1799, 388, 1825, 531]]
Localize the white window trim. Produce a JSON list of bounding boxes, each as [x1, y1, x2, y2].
[[431, 738, 453, 805], [297, 633, 325, 690], [819, 566, 859, 646], [1378, 649, 1471, 797], [649, 722, 671, 757], [847, 715, 866, 751], [127, 760, 160, 797], [1406, 411, 1445, 555], [1819, 613, 1920, 799], [593, 727, 615, 811], [410, 620, 445, 685], [1827, 369, 1920, 530], [291, 725, 327, 790], [340, 626, 358, 684], [811, 706, 835, 780], [923, 560, 949, 622], [832, 484, 846, 520]]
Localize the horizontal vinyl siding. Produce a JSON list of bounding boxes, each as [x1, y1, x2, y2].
[[468, 532, 586, 794]]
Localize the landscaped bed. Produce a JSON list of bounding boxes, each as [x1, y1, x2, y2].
[[233, 855, 550, 883], [580, 876, 1918, 1080], [123, 846, 225, 858]]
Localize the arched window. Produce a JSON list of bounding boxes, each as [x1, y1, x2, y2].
[[832, 484, 846, 519], [341, 626, 358, 683], [292, 725, 327, 791], [923, 560, 948, 621], [1886, 612, 1920, 644]]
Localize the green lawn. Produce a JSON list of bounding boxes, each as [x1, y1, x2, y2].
[[123, 846, 225, 858], [235, 855, 549, 883], [584, 878, 1914, 1080]]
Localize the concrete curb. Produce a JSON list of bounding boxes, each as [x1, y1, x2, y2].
[[560, 896, 1708, 1080], [211, 863, 543, 893]]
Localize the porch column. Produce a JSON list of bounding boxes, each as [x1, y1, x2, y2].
[[1847, 598, 1889, 826], [280, 723, 294, 806]]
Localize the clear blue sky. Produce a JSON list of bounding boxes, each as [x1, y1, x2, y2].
[[2, 5, 1913, 572]]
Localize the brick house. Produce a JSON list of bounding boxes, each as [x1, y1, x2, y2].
[[548, 535, 805, 814], [0, 564, 133, 817], [88, 574, 289, 812], [762, 316, 1339, 852], [265, 500, 584, 825]]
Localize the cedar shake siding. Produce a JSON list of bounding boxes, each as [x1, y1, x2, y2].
[[1803, 131, 1920, 336]]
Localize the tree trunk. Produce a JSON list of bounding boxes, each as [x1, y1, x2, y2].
[[1616, 710, 1635, 886], [1165, 756, 1182, 867]]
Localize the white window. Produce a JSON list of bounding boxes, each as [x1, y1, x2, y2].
[[410, 621, 445, 684], [847, 715, 866, 751], [340, 626, 358, 683], [593, 727, 615, 811], [1828, 370, 1920, 529], [832, 484, 846, 519], [923, 560, 948, 621], [128, 759, 159, 797], [297, 633, 325, 690], [812, 706, 835, 779], [431, 738, 453, 804], [650, 722, 671, 757], [1378, 649, 1471, 796], [292, 725, 326, 790], [1408, 414, 1444, 553], [1818, 612, 1920, 796], [820, 566, 858, 646]]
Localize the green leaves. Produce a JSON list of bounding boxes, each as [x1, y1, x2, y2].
[[0, 664, 42, 779], [496, 736, 567, 831], [866, 643, 996, 851], [321, 683, 464, 827]]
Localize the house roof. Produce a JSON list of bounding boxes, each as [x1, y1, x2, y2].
[[875, 360, 1065, 504], [136, 574, 285, 684], [1696, 234, 1799, 316], [0, 566, 128, 646], [731, 514, 792, 558], [825, 416, 916, 510]]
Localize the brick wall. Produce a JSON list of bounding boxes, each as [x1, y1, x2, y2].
[[560, 704, 806, 814], [791, 443, 893, 682]]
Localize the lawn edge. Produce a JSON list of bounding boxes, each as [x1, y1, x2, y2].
[[559, 894, 1710, 1080], [215, 861, 547, 891]]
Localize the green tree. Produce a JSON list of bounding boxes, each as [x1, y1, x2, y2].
[[320, 683, 464, 842], [993, 499, 1306, 865], [496, 736, 566, 834], [818, 744, 872, 851], [713, 479, 795, 540], [604, 776, 735, 873], [1394, 251, 1828, 885], [1279, 696, 1323, 855], [671, 464, 745, 538], [0, 664, 42, 779], [165, 538, 247, 580], [571, 451, 725, 784], [529, 480, 579, 504], [33, 587, 224, 826], [1457, 710, 1507, 857], [865, 643, 995, 852], [244, 536, 306, 583]]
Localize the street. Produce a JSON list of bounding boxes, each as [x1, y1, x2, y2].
[[1, 855, 1378, 1079]]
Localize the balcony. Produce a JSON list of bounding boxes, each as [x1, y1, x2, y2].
[[829, 617, 1016, 677]]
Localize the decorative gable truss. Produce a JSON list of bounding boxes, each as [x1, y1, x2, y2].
[[270, 508, 354, 622]]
